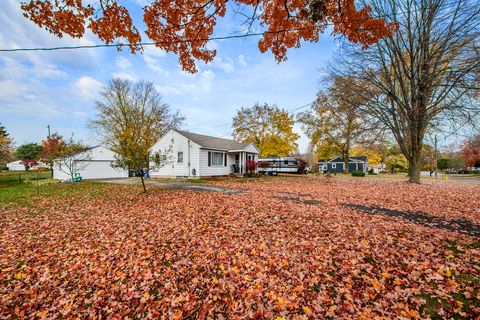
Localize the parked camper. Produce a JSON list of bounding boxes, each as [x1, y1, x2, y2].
[[257, 157, 307, 175]]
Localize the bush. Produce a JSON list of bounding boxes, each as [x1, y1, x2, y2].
[[245, 160, 257, 175], [351, 170, 366, 177]]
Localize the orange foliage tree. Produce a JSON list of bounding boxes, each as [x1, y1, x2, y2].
[[21, 0, 396, 73], [461, 135, 480, 168], [40, 133, 66, 168]]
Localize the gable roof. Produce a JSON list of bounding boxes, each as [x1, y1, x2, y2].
[[318, 156, 368, 163], [175, 129, 259, 153]]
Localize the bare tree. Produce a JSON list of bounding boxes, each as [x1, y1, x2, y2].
[[53, 137, 91, 182], [90, 78, 184, 192], [331, 0, 480, 182]]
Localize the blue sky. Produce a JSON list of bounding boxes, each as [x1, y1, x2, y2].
[[0, 0, 338, 152]]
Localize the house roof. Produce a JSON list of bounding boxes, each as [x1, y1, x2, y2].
[[7, 160, 24, 165], [318, 156, 368, 163], [175, 129, 258, 152]]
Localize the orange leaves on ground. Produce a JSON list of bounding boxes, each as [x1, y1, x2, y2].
[[21, 0, 396, 73], [1, 177, 479, 318]]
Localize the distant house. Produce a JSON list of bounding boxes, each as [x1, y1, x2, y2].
[[6, 160, 26, 171], [149, 129, 260, 178], [318, 156, 368, 174], [53, 146, 128, 180]]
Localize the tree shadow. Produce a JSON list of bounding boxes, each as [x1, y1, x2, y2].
[[344, 204, 480, 237]]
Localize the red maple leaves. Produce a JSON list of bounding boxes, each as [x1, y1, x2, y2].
[[21, 1, 397, 72], [1, 177, 479, 318]]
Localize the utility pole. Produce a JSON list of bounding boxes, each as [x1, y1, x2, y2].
[[47, 125, 51, 139], [434, 131, 438, 179]]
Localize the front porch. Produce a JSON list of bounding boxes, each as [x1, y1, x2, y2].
[[230, 151, 258, 175]]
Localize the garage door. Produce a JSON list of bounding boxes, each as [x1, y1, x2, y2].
[[78, 161, 128, 179]]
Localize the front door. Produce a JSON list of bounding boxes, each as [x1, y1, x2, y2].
[[235, 154, 240, 173]]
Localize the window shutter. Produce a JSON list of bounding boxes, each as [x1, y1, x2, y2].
[[224, 153, 227, 166], [208, 151, 211, 167]]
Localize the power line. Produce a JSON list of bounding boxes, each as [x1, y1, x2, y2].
[[0, 0, 471, 53], [287, 102, 314, 114], [0, 28, 315, 53]]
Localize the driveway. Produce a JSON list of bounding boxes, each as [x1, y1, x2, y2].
[[93, 177, 244, 194]]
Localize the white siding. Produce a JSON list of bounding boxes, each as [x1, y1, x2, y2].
[[52, 146, 128, 180], [149, 130, 260, 177], [149, 130, 201, 177], [53, 161, 128, 180], [199, 149, 234, 176], [243, 143, 260, 154], [7, 161, 26, 171]]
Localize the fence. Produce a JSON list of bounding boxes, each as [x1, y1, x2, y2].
[[0, 170, 53, 186]]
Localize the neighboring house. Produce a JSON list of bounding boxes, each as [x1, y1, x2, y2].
[[53, 146, 128, 180], [6, 160, 26, 171], [149, 129, 260, 178], [318, 156, 369, 174]]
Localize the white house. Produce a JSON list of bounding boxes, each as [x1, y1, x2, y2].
[[53, 146, 129, 181], [149, 129, 260, 178], [6, 160, 26, 171]]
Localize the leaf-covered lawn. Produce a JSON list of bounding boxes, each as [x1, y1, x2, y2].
[[1, 177, 479, 319]]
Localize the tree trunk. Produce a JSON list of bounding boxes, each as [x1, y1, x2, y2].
[[344, 157, 349, 174], [408, 150, 422, 183], [140, 175, 147, 193]]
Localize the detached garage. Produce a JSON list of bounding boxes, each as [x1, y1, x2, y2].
[[53, 146, 128, 181], [6, 160, 26, 171]]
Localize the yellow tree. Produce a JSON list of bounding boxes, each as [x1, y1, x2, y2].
[[350, 145, 382, 165], [298, 76, 380, 173], [232, 103, 299, 157], [0, 123, 13, 164], [90, 78, 184, 192]]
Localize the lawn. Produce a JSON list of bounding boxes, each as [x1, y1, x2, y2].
[[1, 176, 479, 319]]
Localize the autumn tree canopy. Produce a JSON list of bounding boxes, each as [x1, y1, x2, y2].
[[330, 0, 480, 182], [40, 133, 66, 168], [0, 123, 13, 164], [90, 78, 184, 191], [461, 135, 480, 168], [15, 143, 43, 161], [298, 76, 380, 173], [232, 103, 299, 157], [21, 0, 396, 73]]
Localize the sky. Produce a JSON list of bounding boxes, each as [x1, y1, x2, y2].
[[0, 0, 341, 152]]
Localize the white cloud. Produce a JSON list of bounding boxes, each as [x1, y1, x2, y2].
[[213, 57, 234, 73], [238, 54, 247, 67], [112, 72, 138, 82], [116, 56, 132, 69], [144, 46, 167, 58], [155, 84, 182, 96], [73, 76, 104, 100], [200, 70, 216, 91], [142, 46, 169, 76], [205, 41, 218, 51]]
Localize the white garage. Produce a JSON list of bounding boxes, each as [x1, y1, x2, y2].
[[6, 160, 26, 171], [53, 146, 129, 181]]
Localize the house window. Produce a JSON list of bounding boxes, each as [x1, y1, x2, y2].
[[177, 152, 183, 163], [332, 163, 337, 169], [212, 152, 224, 166]]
